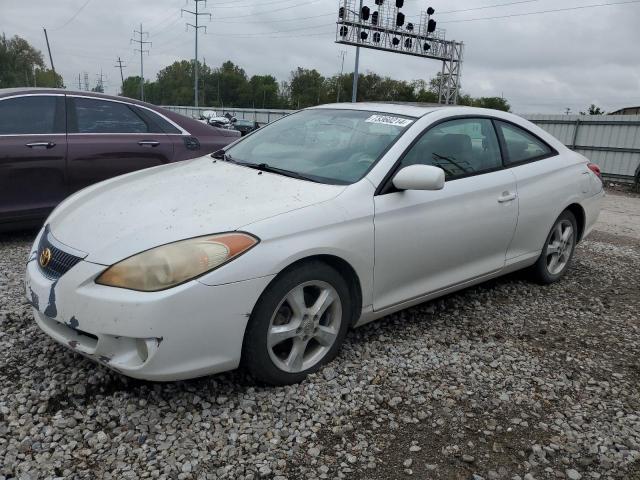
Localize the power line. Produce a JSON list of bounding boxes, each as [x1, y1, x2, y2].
[[51, 0, 92, 31], [209, 0, 317, 8], [438, 0, 542, 15], [214, 0, 322, 19], [206, 22, 331, 37], [215, 11, 335, 24], [440, 0, 640, 23]]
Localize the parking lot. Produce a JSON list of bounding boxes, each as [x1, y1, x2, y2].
[[0, 191, 638, 480]]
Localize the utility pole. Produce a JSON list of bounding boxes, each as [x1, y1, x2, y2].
[[337, 50, 347, 103], [131, 24, 151, 101], [42, 28, 59, 87], [351, 0, 364, 103], [96, 69, 105, 92], [182, 0, 211, 108], [114, 57, 126, 94]]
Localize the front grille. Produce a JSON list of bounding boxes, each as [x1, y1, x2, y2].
[[37, 227, 85, 280]]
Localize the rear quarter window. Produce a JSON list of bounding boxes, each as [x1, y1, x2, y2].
[[497, 121, 554, 165]]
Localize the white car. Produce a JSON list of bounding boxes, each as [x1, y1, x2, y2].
[[25, 104, 604, 385]]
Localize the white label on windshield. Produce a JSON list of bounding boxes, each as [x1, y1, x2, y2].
[[365, 114, 413, 127]]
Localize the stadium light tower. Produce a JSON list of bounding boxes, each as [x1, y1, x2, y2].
[[336, 0, 464, 104]]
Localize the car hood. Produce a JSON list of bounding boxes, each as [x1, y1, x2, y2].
[[48, 156, 346, 265]]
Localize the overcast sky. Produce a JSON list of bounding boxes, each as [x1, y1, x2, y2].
[[3, 0, 639, 113]]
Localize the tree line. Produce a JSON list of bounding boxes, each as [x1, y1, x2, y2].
[[5, 33, 614, 115], [121, 59, 513, 112], [0, 34, 63, 89]]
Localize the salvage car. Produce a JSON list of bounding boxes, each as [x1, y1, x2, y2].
[[25, 103, 604, 385], [0, 88, 239, 230], [232, 118, 260, 136]]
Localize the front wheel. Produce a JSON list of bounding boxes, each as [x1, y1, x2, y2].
[[529, 210, 578, 284], [242, 262, 351, 385]]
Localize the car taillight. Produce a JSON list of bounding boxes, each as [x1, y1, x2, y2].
[[587, 163, 602, 179]]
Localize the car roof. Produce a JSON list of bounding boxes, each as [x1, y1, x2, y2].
[[309, 102, 455, 118]]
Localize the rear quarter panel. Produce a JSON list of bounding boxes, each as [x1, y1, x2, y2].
[[507, 150, 592, 261]]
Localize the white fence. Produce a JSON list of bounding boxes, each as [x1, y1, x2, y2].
[[526, 114, 640, 183], [163, 106, 293, 126], [163, 105, 640, 183]]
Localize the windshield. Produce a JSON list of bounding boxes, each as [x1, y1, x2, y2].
[[226, 109, 414, 184]]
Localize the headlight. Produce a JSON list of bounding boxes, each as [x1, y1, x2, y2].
[[96, 232, 258, 291]]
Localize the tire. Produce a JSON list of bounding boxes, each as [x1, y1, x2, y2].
[[529, 210, 578, 285], [242, 261, 352, 385]]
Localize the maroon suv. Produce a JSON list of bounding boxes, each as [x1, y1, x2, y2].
[[0, 88, 240, 230]]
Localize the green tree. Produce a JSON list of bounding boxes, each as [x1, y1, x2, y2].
[[155, 60, 195, 105], [34, 67, 63, 88], [121, 75, 143, 99], [0, 33, 62, 88], [248, 75, 280, 108], [289, 68, 326, 108], [580, 104, 604, 115], [472, 96, 511, 112]]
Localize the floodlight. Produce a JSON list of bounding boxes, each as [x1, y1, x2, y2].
[[371, 11, 379, 25], [392, 37, 400, 46], [373, 31, 381, 42], [375, 0, 384, 4], [406, 22, 414, 31], [396, 0, 404, 8], [339, 7, 345, 18], [427, 7, 435, 15], [427, 19, 436, 33], [404, 38, 412, 48], [362, 6, 370, 21], [396, 12, 405, 26], [340, 26, 349, 36], [423, 42, 430, 50], [361, 30, 368, 40]]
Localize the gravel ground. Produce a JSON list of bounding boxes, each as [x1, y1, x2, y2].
[[1, 194, 639, 480]]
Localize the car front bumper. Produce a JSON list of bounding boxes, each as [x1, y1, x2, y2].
[[25, 250, 274, 381]]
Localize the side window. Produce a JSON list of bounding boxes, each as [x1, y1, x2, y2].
[[400, 118, 502, 180], [0, 96, 60, 134], [497, 121, 553, 165], [139, 108, 182, 134], [73, 98, 150, 134]]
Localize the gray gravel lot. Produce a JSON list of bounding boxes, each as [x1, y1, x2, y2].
[[1, 193, 639, 480]]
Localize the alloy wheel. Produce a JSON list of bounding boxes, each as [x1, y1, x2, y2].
[[267, 280, 342, 373], [546, 219, 574, 275]]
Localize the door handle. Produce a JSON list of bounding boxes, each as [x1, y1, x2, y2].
[[26, 141, 56, 149], [498, 192, 517, 203], [138, 140, 160, 147]]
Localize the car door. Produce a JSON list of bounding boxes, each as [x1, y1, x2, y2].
[[493, 120, 566, 261], [0, 94, 67, 224], [66, 96, 174, 193], [373, 117, 518, 311]]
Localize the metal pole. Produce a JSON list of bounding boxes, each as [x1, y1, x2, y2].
[[337, 50, 346, 103], [43, 28, 58, 87], [140, 24, 144, 101], [351, 0, 364, 103], [194, 1, 199, 107]]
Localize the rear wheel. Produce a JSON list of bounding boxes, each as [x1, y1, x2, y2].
[[530, 210, 577, 284], [242, 262, 351, 385]]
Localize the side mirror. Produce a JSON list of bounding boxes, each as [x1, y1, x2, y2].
[[231, 117, 237, 123], [392, 164, 445, 191]]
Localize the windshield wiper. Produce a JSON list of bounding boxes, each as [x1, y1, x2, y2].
[[211, 149, 238, 163], [238, 162, 321, 183]]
